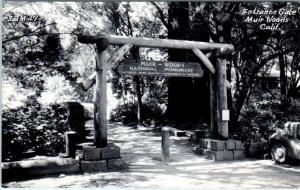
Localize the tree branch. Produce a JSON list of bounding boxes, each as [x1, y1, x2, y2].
[[2, 2, 29, 16], [257, 49, 295, 70], [150, 2, 168, 29], [3, 23, 56, 44]]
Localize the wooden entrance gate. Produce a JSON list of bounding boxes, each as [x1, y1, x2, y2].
[[77, 33, 234, 148]]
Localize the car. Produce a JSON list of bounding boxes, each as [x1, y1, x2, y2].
[[268, 122, 300, 164]]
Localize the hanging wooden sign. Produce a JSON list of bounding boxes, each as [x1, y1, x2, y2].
[[117, 59, 203, 78]]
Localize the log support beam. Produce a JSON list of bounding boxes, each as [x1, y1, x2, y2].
[[94, 38, 109, 148], [192, 48, 215, 74], [81, 44, 133, 91], [215, 58, 228, 139]]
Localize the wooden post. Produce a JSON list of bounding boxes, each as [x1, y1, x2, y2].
[[215, 58, 228, 139], [65, 131, 77, 158], [210, 73, 217, 138], [94, 38, 109, 148], [161, 127, 170, 162]]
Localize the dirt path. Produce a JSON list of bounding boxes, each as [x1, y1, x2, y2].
[[4, 123, 300, 188]]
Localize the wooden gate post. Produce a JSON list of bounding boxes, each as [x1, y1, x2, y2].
[[161, 127, 170, 162], [215, 58, 229, 139], [94, 38, 110, 148], [209, 73, 217, 138]]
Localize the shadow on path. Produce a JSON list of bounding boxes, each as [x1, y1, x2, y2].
[[3, 123, 300, 188]]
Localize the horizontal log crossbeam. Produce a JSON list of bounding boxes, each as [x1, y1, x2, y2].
[[77, 34, 234, 52], [81, 47, 232, 91]]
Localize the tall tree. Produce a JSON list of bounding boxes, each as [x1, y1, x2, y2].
[[103, 2, 168, 125], [166, 2, 211, 126]]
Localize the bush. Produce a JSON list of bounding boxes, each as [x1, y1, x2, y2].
[[236, 92, 300, 148], [110, 102, 137, 124], [2, 96, 68, 161], [110, 101, 166, 126], [237, 103, 276, 148]]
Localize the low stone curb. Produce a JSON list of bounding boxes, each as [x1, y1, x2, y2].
[[2, 158, 80, 182]]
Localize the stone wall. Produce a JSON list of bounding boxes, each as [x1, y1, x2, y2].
[[194, 139, 246, 161]]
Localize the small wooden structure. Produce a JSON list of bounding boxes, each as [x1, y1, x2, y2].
[[77, 33, 234, 148], [161, 127, 170, 162]]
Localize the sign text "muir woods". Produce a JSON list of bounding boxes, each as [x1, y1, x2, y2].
[[117, 59, 204, 78]]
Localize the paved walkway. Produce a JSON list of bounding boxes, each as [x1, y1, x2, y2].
[[4, 123, 300, 188]]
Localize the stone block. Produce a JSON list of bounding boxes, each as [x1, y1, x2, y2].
[[193, 146, 209, 155], [100, 144, 121, 160], [225, 140, 236, 150], [199, 139, 211, 149], [205, 150, 234, 161], [211, 140, 225, 151], [81, 160, 107, 173], [107, 158, 127, 171], [235, 141, 245, 150], [233, 150, 246, 160], [83, 146, 101, 161]]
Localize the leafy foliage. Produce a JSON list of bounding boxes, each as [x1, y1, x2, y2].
[[110, 100, 166, 126], [236, 92, 300, 146], [2, 96, 68, 161], [2, 12, 79, 98], [38, 74, 80, 105]]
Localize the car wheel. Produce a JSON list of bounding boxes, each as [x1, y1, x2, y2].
[[271, 144, 287, 164]]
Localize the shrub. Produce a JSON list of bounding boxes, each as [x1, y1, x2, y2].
[[236, 92, 300, 147], [237, 103, 276, 148], [110, 102, 137, 124], [2, 96, 68, 161], [110, 101, 166, 126]]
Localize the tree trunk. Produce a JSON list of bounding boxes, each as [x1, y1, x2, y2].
[[279, 52, 287, 98], [227, 61, 235, 136], [166, 2, 210, 126], [94, 39, 109, 148], [131, 47, 143, 126], [232, 69, 256, 132], [133, 76, 142, 125]]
